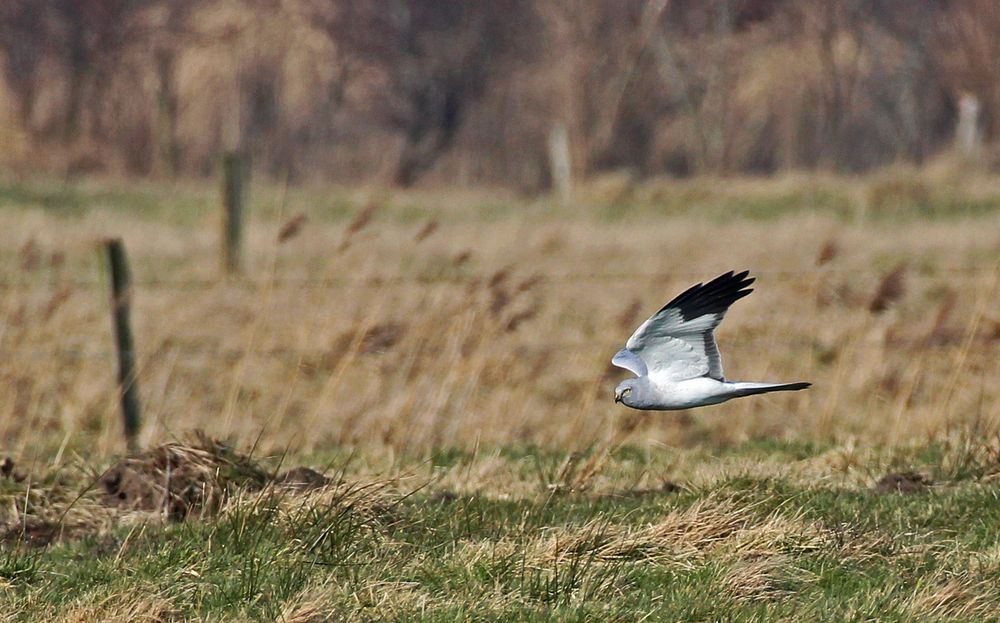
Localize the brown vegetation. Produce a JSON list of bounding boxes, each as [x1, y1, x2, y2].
[[1, 1, 1000, 186], [0, 178, 997, 460]]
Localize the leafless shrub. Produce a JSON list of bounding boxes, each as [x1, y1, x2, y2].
[[0, 1, 991, 183]]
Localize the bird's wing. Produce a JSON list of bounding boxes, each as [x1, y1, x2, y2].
[[621, 270, 754, 382], [611, 348, 648, 377]]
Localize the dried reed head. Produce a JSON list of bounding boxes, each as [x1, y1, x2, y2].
[[277, 213, 309, 243], [338, 201, 379, 250], [816, 238, 839, 266], [869, 264, 907, 313], [414, 218, 439, 243]]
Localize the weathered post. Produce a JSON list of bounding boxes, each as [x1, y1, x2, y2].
[[548, 122, 572, 202], [956, 93, 981, 160], [105, 238, 142, 454], [221, 150, 246, 275]]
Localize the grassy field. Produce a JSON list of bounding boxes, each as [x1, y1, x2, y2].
[[2, 437, 1000, 621], [0, 171, 999, 620]]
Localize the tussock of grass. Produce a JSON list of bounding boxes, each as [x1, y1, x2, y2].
[[2, 441, 1000, 620], [57, 591, 177, 623], [718, 555, 817, 603], [907, 572, 1000, 621], [0, 470, 119, 548], [0, 436, 392, 551], [537, 496, 833, 571]]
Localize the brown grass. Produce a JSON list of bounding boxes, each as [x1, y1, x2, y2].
[[0, 183, 998, 460], [56, 592, 178, 623], [537, 497, 832, 567], [907, 571, 1000, 620], [0, 435, 396, 549]]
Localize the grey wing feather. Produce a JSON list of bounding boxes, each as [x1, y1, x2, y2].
[[611, 348, 648, 377], [703, 333, 724, 380], [624, 271, 754, 382]]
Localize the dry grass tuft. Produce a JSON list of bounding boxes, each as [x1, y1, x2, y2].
[[1, 472, 119, 548], [221, 475, 398, 534], [539, 497, 831, 566], [280, 590, 340, 623], [99, 433, 269, 520], [56, 591, 177, 623], [719, 555, 815, 603], [907, 571, 1000, 620], [0, 434, 402, 548]]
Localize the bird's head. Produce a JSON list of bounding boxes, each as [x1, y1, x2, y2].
[[614, 379, 639, 406]]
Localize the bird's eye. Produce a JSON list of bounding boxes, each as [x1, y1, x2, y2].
[[624, 388, 632, 395]]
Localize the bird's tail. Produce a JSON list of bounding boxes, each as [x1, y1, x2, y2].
[[729, 381, 811, 397]]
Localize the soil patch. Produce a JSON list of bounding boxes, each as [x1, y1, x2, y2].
[[873, 471, 931, 494]]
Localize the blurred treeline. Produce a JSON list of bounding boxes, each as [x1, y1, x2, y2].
[[0, 0, 998, 189]]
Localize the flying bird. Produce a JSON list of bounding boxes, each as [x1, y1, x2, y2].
[[612, 270, 810, 410]]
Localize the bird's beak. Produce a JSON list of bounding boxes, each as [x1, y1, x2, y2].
[[614, 390, 623, 404]]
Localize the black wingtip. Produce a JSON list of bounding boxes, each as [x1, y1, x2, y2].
[[662, 270, 756, 321]]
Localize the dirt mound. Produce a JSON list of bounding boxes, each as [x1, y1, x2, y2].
[[1, 435, 360, 547], [99, 434, 269, 519], [274, 466, 331, 491], [873, 471, 931, 494]]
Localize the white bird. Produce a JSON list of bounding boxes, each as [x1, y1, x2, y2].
[[612, 270, 810, 410]]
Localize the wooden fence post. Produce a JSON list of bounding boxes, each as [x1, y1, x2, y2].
[[105, 238, 142, 454], [222, 150, 246, 275], [547, 123, 572, 202]]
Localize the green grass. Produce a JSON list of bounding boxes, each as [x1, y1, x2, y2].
[[4, 168, 999, 230], [3, 441, 1000, 621]]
